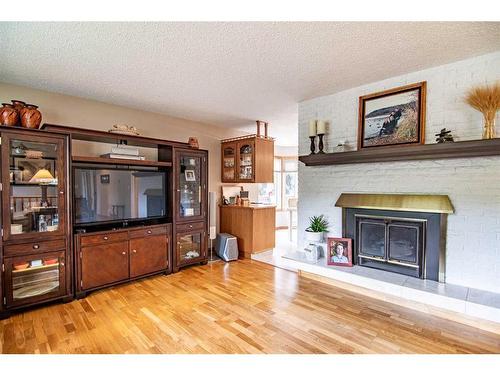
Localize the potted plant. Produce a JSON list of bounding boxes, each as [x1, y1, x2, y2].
[[305, 215, 329, 242]]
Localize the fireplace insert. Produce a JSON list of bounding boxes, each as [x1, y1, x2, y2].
[[356, 215, 425, 278], [343, 207, 446, 282]]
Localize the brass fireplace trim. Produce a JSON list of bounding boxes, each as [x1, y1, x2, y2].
[[335, 193, 454, 214]]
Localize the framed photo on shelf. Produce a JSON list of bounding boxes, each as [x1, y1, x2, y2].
[[100, 174, 110, 184], [184, 170, 196, 182], [327, 237, 353, 267], [358, 81, 426, 149]]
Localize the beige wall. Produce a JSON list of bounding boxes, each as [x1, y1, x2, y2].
[[0, 82, 247, 231]]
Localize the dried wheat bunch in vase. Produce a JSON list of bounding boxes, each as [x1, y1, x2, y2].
[[465, 82, 500, 139]]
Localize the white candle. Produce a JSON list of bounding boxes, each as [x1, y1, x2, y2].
[[317, 120, 326, 135], [308, 120, 317, 137]]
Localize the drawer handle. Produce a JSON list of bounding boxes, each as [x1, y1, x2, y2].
[[189, 225, 193, 228], [103, 236, 109, 240], [33, 244, 40, 249], [132, 249, 137, 254], [147, 230, 152, 234], [122, 251, 126, 255]]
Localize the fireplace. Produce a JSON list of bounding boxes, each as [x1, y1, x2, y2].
[[356, 215, 424, 278], [336, 194, 453, 282]]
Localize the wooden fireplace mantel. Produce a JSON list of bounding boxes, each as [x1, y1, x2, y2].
[[299, 138, 500, 166]]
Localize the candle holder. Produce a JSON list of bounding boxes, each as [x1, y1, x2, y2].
[[317, 133, 325, 154], [309, 136, 316, 154]]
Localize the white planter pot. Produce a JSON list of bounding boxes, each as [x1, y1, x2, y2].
[[305, 231, 323, 242]]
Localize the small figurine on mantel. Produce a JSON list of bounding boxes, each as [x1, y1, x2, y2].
[[435, 128, 454, 143]]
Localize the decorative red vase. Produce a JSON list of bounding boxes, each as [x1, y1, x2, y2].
[[0, 103, 19, 126], [11, 99, 26, 126], [21, 104, 42, 129], [188, 137, 199, 149]]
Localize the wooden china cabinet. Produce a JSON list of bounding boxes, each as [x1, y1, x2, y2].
[[221, 135, 274, 183], [173, 149, 208, 272], [0, 128, 72, 318]]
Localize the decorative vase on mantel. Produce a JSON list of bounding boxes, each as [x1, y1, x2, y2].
[[465, 83, 500, 140], [0, 103, 19, 126], [482, 111, 496, 140], [20, 104, 42, 129]]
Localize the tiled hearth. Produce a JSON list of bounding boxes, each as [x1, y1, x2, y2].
[[252, 238, 500, 327]]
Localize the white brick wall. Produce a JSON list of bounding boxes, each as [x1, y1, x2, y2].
[[298, 51, 500, 293]]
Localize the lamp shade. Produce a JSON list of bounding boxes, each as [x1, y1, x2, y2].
[[29, 168, 55, 184]]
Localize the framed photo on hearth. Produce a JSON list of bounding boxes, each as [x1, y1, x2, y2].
[[358, 81, 426, 149], [327, 237, 353, 267]]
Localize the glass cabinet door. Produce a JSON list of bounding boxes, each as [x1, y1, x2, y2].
[[4, 251, 66, 308], [177, 231, 204, 264], [237, 141, 254, 181], [2, 134, 66, 241], [177, 152, 205, 221], [222, 144, 236, 181]]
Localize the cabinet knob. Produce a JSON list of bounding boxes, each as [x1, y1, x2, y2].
[[59, 190, 64, 195], [61, 261, 65, 266], [147, 230, 152, 234], [189, 225, 193, 228], [103, 236, 109, 240], [132, 249, 137, 253], [122, 251, 126, 255], [33, 244, 40, 249]]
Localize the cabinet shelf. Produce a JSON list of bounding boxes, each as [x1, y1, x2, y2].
[[13, 263, 59, 275], [72, 156, 172, 168], [10, 181, 58, 186], [10, 155, 57, 161], [299, 139, 500, 166]]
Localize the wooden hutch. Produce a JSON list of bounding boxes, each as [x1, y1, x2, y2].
[[0, 124, 208, 317], [221, 121, 274, 183]]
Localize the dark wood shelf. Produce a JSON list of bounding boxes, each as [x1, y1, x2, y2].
[[42, 123, 191, 149], [299, 139, 500, 166], [72, 156, 172, 168]]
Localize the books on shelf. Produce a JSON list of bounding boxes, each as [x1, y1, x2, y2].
[[100, 153, 146, 160]]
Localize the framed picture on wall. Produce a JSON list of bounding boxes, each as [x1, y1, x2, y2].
[[327, 237, 353, 267], [358, 81, 426, 149]]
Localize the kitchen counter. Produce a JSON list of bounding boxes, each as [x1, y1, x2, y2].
[[220, 205, 276, 258], [219, 204, 276, 210]]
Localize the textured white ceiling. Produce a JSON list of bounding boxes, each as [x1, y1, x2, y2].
[[1, 22, 499, 146]]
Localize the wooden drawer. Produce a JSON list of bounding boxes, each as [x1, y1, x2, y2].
[[4, 239, 66, 256], [80, 231, 128, 247], [176, 221, 205, 233], [129, 224, 168, 239]]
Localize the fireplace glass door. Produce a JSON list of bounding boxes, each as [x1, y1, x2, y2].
[[388, 223, 422, 265], [358, 220, 386, 259]]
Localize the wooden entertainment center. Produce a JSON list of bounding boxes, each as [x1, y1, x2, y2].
[[0, 124, 208, 318]]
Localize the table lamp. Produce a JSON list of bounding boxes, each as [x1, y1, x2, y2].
[[29, 168, 55, 207]]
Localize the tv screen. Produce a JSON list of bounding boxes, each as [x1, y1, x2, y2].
[[73, 167, 167, 225]]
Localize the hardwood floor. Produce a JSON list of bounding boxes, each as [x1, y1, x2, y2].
[[1, 259, 499, 354]]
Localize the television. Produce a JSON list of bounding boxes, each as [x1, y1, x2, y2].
[[73, 165, 168, 227]]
